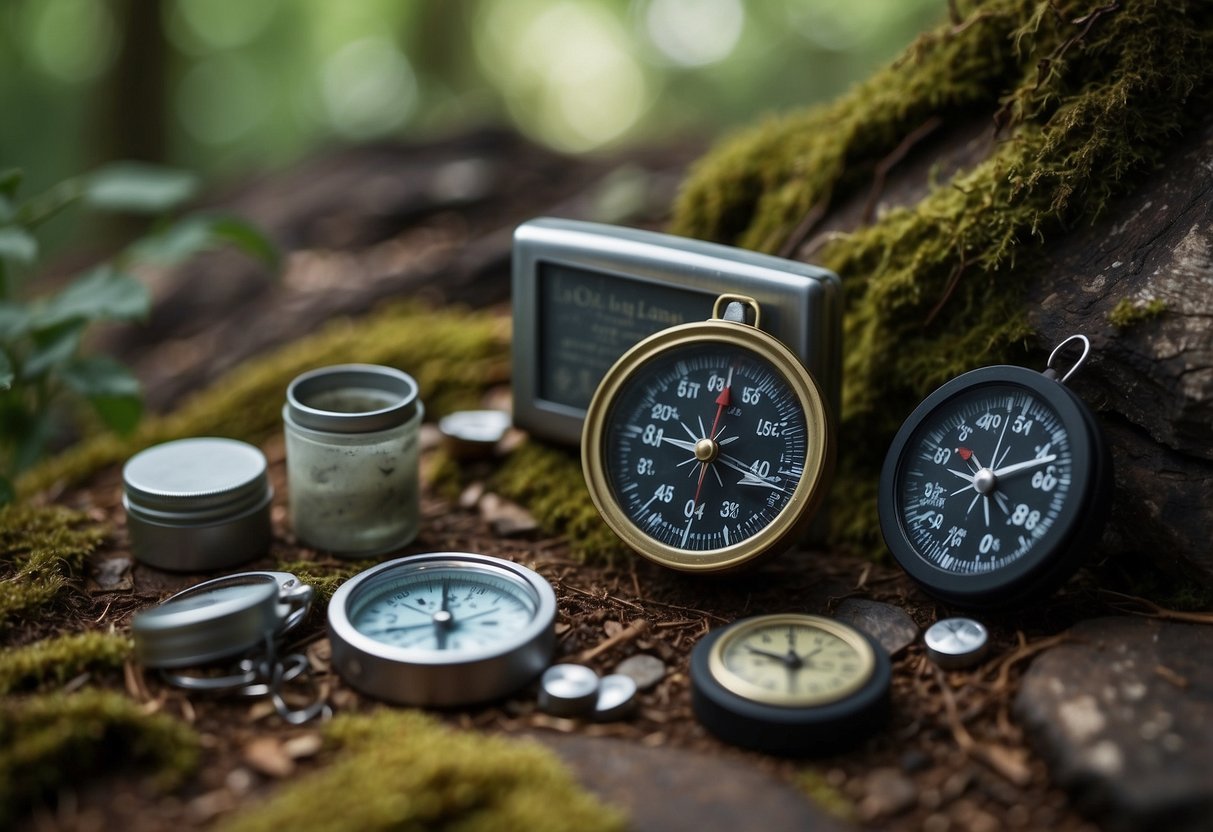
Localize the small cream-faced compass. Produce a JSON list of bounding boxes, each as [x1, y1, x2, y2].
[[690, 614, 891, 755], [878, 335, 1112, 607], [328, 552, 556, 706], [582, 295, 833, 572]]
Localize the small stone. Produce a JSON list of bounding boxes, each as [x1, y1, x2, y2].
[[478, 493, 538, 537], [282, 733, 324, 759], [459, 481, 485, 510], [89, 556, 133, 592], [835, 598, 919, 656], [243, 737, 295, 778], [858, 767, 918, 820], [1016, 617, 1213, 830], [225, 767, 256, 795], [615, 654, 666, 691]]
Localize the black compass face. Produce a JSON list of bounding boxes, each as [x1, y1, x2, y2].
[[893, 382, 1074, 575], [879, 362, 1112, 607], [603, 342, 808, 552]]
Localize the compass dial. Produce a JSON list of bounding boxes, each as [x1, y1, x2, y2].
[[894, 383, 1073, 575], [879, 360, 1112, 607], [710, 615, 874, 707], [348, 565, 537, 653], [604, 343, 808, 552]]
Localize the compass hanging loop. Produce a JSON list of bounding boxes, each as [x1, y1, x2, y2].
[[1045, 334, 1091, 384], [712, 294, 761, 329]]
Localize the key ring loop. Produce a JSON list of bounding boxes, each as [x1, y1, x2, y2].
[[1046, 334, 1091, 384]]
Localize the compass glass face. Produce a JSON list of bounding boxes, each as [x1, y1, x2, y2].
[[348, 565, 537, 653], [603, 342, 809, 552], [713, 617, 873, 707], [894, 383, 1074, 575]]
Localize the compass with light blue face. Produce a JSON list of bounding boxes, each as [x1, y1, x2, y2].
[[328, 553, 557, 706]]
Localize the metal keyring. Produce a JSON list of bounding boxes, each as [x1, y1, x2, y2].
[[1046, 334, 1092, 384]]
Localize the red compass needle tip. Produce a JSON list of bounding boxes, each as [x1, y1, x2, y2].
[[956, 447, 974, 461]]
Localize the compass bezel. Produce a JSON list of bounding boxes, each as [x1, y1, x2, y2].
[[582, 317, 833, 572], [878, 365, 1111, 607]]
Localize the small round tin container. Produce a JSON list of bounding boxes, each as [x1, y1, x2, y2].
[[283, 364, 423, 558], [123, 437, 273, 572]]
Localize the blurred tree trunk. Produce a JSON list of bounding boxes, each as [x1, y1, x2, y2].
[[94, 0, 168, 167]]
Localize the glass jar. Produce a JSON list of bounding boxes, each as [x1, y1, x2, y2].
[[283, 364, 423, 558]]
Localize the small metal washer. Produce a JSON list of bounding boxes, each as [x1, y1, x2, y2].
[[924, 617, 990, 670], [593, 673, 637, 722], [538, 664, 599, 717]]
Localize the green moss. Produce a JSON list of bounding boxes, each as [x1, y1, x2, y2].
[[18, 302, 510, 499], [671, 0, 1213, 552], [273, 559, 371, 602], [219, 709, 626, 832], [796, 769, 856, 823], [0, 689, 199, 825], [1108, 297, 1167, 328], [0, 504, 105, 629], [0, 631, 130, 694], [492, 441, 627, 563]]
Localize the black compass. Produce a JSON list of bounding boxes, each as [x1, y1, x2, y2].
[[878, 336, 1112, 607]]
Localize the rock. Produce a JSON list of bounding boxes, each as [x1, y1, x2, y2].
[[834, 598, 919, 657], [614, 653, 666, 691], [243, 737, 295, 778], [535, 733, 847, 832], [282, 733, 324, 759], [1015, 616, 1213, 831], [857, 767, 918, 821], [88, 555, 133, 592], [478, 493, 538, 536]]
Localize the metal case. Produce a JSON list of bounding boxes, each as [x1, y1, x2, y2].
[[512, 218, 841, 445]]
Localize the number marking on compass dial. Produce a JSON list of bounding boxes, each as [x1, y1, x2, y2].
[[347, 565, 537, 653], [895, 383, 1074, 575], [603, 343, 809, 553]]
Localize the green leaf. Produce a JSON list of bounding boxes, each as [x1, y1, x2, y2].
[[61, 356, 143, 434], [59, 355, 141, 398], [130, 214, 279, 268], [0, 227, 38, 266], [0, 349, 12, 390], [32, 266, 149, 329], [0, 169, 21, 198], [88, 394, 143, 434], [84, 162, 198, 214], [22, 321, 84, 379], [0, 302, 30, 339]]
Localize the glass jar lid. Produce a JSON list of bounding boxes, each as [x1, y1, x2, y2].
[[285, 364, 419, 433], [123, 437, 270, 519]]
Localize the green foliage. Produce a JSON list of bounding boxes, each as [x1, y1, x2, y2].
[[18, 302, 510, 499], [1108, 297, 1167, 329], [0, 504, 103, 629], [670, 0, 1213, 552], [219, 709, 625, 832], [0, 689, 199, 826], [0, 631, 131, 695], [0, 162, 276, 501]]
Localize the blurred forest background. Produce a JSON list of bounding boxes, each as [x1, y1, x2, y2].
[[1, 0, 945, 250]]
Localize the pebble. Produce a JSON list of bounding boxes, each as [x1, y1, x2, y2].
[[478, 493, 538, 537], [243, 736, 295, 778], [834, 598, 919, 656], [858, 767, 918, 820], [615, 653, 666, 691], [439, 409, 511, 460]]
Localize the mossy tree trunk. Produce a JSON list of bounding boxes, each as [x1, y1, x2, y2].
[[670, 0, 1213, 587]]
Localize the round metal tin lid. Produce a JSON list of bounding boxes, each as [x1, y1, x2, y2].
[[132, 576, 279, 667], [123, 438, 269, 516], [286, 364, 419, 433]]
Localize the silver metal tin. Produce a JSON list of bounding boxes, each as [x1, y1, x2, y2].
[[924, 617, 990, 670], [132, 571, 313, 668], [328, 552, 557, 706], [593, 673, 638, 722], [123, 437, 272, 572], [285, 364, 419, 433], [512, 217, 842, 445], [538, 664, 600, 716]]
